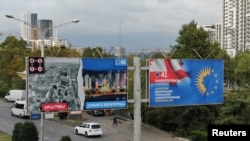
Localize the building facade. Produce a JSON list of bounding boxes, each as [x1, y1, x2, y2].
[[222, 0, 250, 57], [20, 12, 38, 45], [37, 19, 53, 40]]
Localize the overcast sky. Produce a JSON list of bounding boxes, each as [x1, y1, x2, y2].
[[0, 0, 221, 52]]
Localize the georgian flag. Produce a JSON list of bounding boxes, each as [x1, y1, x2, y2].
[[149, 59, 190, 85]]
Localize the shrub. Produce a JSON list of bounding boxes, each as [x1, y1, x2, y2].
[[12, 122, 39, 141], [58, 112, 68, 119], [189, 130, 207, 141], [60, 135, 72, 141]]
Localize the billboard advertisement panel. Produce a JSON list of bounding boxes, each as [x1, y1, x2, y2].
[[27, 57, 127, 113], [149, 59, 224, 107], [82, 58, 128, 110], [27, 57, 84, 113]]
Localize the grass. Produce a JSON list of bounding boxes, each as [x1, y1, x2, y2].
[[0, 131, 11, 141]]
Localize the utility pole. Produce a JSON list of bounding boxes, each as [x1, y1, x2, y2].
[[133, 57, 141, 141]]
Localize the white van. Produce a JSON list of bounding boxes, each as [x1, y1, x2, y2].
[[4, 90, 26, 102], [11, 100, 30, 118]]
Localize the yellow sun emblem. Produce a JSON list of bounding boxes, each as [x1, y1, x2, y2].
[[196, 67, 211, 94]]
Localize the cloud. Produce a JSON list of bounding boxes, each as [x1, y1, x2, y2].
[[0, 0, 221, 50]]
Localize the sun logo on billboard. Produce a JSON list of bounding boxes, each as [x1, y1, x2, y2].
[[196, 67, 211, 95]]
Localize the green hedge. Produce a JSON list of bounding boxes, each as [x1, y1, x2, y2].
[[0, 88, 8, 98]]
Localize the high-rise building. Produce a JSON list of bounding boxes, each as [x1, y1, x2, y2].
[[215, 23, 222, 44], [37, 19, 53, 40], [20, 12, 38, 45], [222, 0, 250, 57]]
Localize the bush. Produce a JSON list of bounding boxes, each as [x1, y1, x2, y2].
[[58, 112, 68, 119], [0, 88, 8, 98], [175, 128, 188, 137], [12, 122, 39, 141], [189, 130, 207, 141], [60, 135, 71, 141], [12, 123, 22, 141]]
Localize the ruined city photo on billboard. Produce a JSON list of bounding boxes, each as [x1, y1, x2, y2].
[[27, 57, 84, 113]]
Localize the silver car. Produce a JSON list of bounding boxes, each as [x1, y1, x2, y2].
[[74, 122, 103, 137]]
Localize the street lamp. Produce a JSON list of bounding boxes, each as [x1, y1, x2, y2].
[[5, 14, 80, 57]]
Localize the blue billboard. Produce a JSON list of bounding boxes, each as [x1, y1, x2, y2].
[[149, 59, 224, 107], [82, 58, 128, 110]]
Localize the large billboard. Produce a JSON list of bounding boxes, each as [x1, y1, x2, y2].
[[27, 57, 84, 113], [27, 57, 127, 113], [149, 59, 224, 107], [82, 58, 128, 110]]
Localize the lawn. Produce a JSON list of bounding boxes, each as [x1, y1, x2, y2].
[[0, 131, 11, 141]]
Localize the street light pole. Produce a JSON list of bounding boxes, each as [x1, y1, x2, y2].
[[5, 14, 79, 57], [6, 14, 36, 48], [6, 14, 79, 141]]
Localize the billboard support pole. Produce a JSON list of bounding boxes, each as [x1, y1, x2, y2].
[[40, 112, 44, 141], [133, 57, 141, 141]]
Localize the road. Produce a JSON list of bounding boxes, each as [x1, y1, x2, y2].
[[0, 99, 185, 141]]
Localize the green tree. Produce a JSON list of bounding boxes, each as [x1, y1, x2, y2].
[[0, 36, 27, 90], [12, 122, 39, 141], [12, 122, 22, 141], [0, 36, 26, 50], [60, 135, 72, 141], [171, 20, 223, 59], [234, 51, 250, 87], [82, 47, 93, 57], [215, 90, 250, 124]]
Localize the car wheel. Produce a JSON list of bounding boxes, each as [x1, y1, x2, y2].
[[85, 131, 88, 137], [75, 129, 78, 135], [19, 114, 22, 118], [11, 112, 14, 116]]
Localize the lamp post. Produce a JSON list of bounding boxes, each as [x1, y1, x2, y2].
[[6, 14, 79, 141], [6, 14, 79, 57]]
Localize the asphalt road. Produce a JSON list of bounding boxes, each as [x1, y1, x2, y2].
[[0, 98, 186, 141]]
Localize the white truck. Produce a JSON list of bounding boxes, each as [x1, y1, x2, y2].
[[4, 90, 26, 102]]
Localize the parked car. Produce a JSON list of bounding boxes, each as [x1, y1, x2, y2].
[[11, 100, 30, 118], [87, 110, 105, 116], [74, 122, 103, 137]]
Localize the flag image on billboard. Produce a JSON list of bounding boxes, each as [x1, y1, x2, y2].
[[82, 58, 128, 110], [149, 59, 224, 107], [27, 57, 84, 112]]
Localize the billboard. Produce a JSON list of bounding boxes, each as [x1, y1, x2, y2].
[[149, 59, 224, 107], [27, 58, 84, 112], [82, 58, 128, 110], [27, 57, 127, 113]]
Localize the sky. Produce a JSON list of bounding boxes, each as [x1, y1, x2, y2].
[[0, 0, 222, 53]]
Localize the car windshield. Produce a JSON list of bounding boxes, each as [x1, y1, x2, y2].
[[91, 124, 101, 129]]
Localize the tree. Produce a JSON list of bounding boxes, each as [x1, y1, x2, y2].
[[171, 20, 223, 59], [12, 122, 22, 141], [0, 36, 26, 50], [82, 47, 93, 57], [12, 122, 39, 141], [234, 51, 250, 87], [60, 135, 72, 141], [0, 36, 27, 90]]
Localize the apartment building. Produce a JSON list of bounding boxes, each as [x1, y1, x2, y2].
[[222, 0, 250, 57], [20, 12, 72, 50]]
